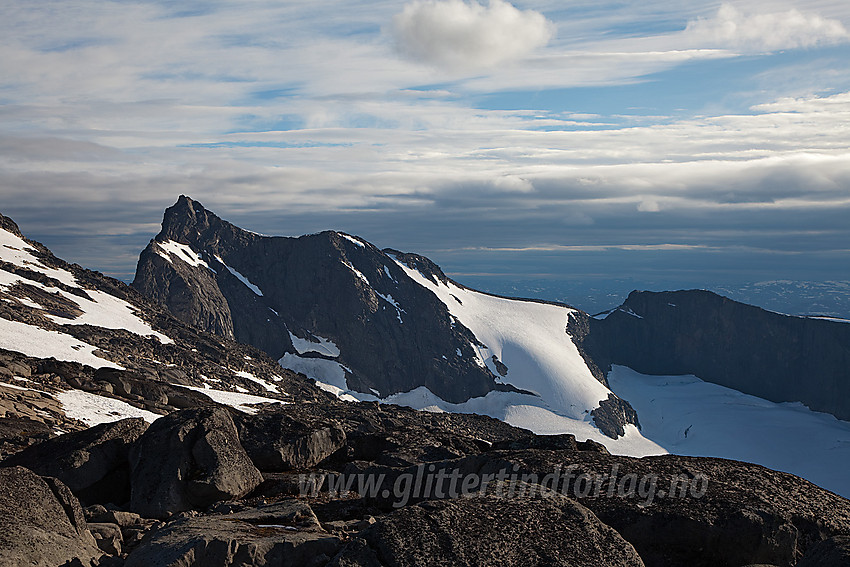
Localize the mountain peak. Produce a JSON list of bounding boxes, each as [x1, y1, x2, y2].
[[0, 212, 24, 239], [158, 195, 231, 243]]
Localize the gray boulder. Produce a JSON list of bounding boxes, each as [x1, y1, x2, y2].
[[129, 407, 262, 518], [235, 412, 346, 471], [125, 500, 340, 567], [330, 490, 645, 567], [0, 466, 102, 567], [2, 417, 148, 505], [88, 522, 123, 556]]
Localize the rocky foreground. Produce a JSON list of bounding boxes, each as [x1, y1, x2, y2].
[[2, 363, 850, 567]]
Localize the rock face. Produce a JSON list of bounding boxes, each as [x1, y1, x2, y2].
[[129, 407, 263, 518], [2, 417, 148, 506], [584, 289, 850, 421], [0, 466, 102, 567]]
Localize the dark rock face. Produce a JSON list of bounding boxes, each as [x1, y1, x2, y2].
[[332, 492, 645, 567], [235, 412, 346, 471], [1, 417, 148, 506], [129, 407, 263, 518], [584, 289, 850, 421], [131, 196, 532, 404], [0, 466, 101, 567]]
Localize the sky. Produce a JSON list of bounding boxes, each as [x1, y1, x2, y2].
[[2, 0, 850, 313]]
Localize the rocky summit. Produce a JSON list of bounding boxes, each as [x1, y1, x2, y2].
[[1, 204, 850, 566]]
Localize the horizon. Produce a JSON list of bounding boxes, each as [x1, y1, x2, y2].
[[2, 1, 850, 316]]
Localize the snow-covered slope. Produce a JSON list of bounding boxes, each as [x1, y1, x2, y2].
[[349, 254, 659, 455], [608, 365, 850, 498], [0, 224, 170, 368], [0, 214, 316, 438], [394, 258, 608, 418]]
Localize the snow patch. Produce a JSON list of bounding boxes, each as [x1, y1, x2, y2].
[[45, 287, 173, 344], [57, 389, 161, 426], [278, 353, 364, 402], [0, 318, 123, 369], [288, 332, 341, 357], [0, 258, 172, 345], [383, 265, 397, 283], [375, 292, 404, 323], [0, 228, 78, 286], [340, 233, 365, 248], [382, 386, 664, 457], [233, 370, 279, 393], [155, 240, 212, 271], [342, 260, 370, 286], [215, 255, 263, 296], [180, 384, 286, 414], [279, 353, 348, 390], [808, 316, 850, 324]]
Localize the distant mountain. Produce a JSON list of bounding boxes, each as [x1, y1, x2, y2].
[[457, 277, 850, 321], [132, 196, 643, 442], [586, 289, 850, 421]]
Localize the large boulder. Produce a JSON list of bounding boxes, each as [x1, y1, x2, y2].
[[468, 449, 850, 567], [125, 500, 340, 567], [798, 536, 850, 567], [0, 466, 102, 567], [129, 407, 263, 518], [2, 417, 148, 505], [235, 412, 346, 471], [329, 490, 645, 567]]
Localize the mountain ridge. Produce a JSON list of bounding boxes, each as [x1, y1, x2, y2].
[[586, 288, 850, 421], [132, 196, 642, 441]]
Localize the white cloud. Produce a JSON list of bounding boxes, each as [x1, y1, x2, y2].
[[684, 3, 850, 51], [391, 0, 554, 71]]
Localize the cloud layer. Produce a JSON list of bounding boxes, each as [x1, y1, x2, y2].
[[0, 0, 849, 290], [391, 0, 554, 70], [685, 3, 850, 51]]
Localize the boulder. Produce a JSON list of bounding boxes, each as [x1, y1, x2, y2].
[[124, 500, 340, 567], [2, 417, 148, 505], [88, 522, 123, 555], [235, 412, 346, 471], [470, 449, 850, 567], [798, 536, 850, 567], [329, 489, 645, 566], [129, 407, 263, 518], [0, 466, 102, 567]]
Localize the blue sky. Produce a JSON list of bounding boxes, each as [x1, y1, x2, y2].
[[2, 0, 850, 311]]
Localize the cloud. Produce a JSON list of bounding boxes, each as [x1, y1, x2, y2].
[[390, 0, 554, 71], [684, 3, 850, 52]]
